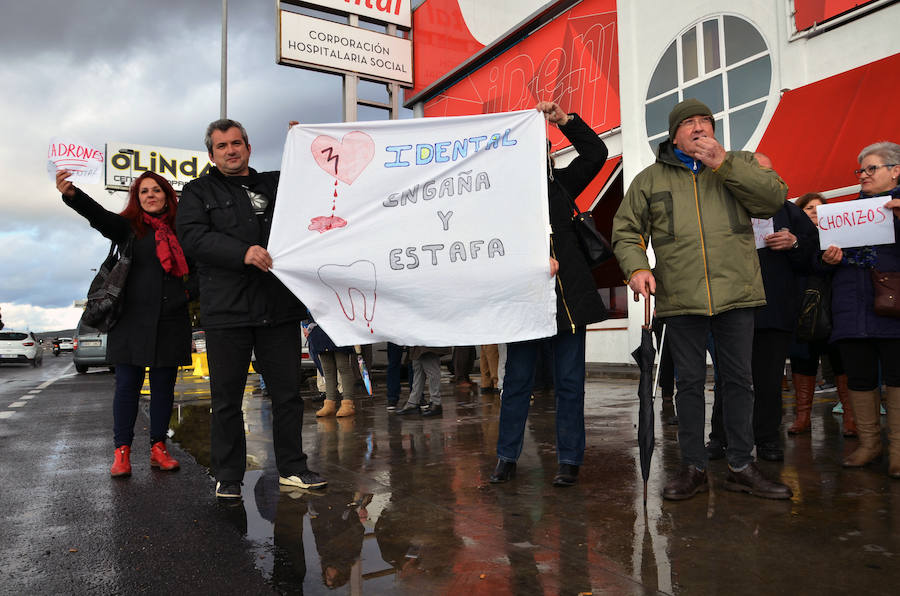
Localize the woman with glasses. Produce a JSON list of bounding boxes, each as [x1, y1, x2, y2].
[[56, 170, 192, 478], [822, 142, 900, 478]]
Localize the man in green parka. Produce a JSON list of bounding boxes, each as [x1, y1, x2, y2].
[[612, 98, 793, 501]]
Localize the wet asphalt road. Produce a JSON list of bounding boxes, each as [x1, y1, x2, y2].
[[3, 351, 900, 594]]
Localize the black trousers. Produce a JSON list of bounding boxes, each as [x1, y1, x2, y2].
[[838, 337, 900, 390], [205, 323, 307, 482], [751, 329, 793, 445]]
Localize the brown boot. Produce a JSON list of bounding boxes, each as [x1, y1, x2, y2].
[[316, 399, 338, 417], [788, 374, 816, 434], [835, 374, 857, 437], [335, 399, 356, 417], [885, 386, 900, 479], [842, 390, 882, 467]]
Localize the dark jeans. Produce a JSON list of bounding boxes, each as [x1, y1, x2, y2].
[[386, 342, 404, 404], [667, 309, 755, 470], [497, 328, 586, 466], [113, 364, 178, 447], [452, 346, 476, 381], [751, 329, 792, 445], [205, 323, 308, 482], [838, 338, 900, 390]]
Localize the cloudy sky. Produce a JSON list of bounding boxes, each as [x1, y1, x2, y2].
[[0, 0, 418, 332]]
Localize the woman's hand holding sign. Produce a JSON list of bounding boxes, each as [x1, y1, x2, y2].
[[55, 169, 76, 198]]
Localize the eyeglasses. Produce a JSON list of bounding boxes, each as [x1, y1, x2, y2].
[[678, 116, 714, 129], [853, 163, 898, 177]]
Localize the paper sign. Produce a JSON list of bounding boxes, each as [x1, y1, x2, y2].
[[47, 138, 104, 185], [817, 196, 896, 249], [268, 110, 556, 346], [751, 217, 775, 249]]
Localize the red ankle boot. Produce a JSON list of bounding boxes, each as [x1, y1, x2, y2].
[[150, 441, 180, 471], [111, 445, 132, 477]]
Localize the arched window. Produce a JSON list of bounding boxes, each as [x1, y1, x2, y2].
[[645, 15, 772, 151]]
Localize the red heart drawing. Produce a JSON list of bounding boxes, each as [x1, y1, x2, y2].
[[311, 131, 375, 185]]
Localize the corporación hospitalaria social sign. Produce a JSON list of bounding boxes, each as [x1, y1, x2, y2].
[[278, 10, 413, 86]]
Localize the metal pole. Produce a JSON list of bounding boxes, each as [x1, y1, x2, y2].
[[343, 14, 359, 123], [220, 0, 228, 119], [387, 24, 400, 119]]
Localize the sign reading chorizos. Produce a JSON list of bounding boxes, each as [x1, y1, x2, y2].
[[278, 10, 413, 86]]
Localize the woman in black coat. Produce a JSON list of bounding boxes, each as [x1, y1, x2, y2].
[[490, 101, 609, 487], [57, 170, 192, 477]]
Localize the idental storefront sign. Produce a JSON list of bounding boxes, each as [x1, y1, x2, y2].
[[105, 142, 214, 192], [289, 0, 411, 29], [278, 10, 412, 85]]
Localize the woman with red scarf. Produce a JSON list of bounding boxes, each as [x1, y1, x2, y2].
[[57, 170, 192, 478]]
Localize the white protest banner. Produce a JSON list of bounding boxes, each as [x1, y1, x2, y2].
[[268, 109, 555, 346], [817, 196, 896, 249], [47, 138, 104, 184], [751, 217, 774, 249]]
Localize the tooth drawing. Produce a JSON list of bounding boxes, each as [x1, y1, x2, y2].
[[318, 260, 377, 326]]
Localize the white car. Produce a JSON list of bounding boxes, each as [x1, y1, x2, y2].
[[0, 330, 44, 367]]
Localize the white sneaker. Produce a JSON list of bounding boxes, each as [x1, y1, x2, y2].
[[279, 470, 327, 489]]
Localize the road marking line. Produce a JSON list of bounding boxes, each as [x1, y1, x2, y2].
[[0, 411, 13, 419], [9, 401, 27, 407], [20, 395, 34, 400], [28, 390, 41, 394]]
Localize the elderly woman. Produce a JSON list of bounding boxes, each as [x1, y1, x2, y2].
[[57, 170, 192, 477], [822, 142, 900, 478], [789, 193, 855, 437]]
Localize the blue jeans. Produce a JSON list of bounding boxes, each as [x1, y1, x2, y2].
[[496, 328, 586, 466], [113, 364, 178, 447], [666, 308, 755, 470]]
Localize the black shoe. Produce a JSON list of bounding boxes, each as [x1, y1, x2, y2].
[[706, 439, 726, 460], [279, 470, 328, 490], [662, 466, 709, 501], [311, 392, 326, 403], [724, 463, 792, 499], [421, 404, 442, 417], [552, 464, 579, 487], [395, 403, 420, 415], [215, 481, 242, 499], [756, 442, 784, 462], [489, 459, 516, 483]]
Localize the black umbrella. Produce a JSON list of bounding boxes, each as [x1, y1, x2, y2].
[[631, 298, 656, 504]]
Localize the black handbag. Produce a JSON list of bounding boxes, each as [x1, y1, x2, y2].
[[82, 236, 134, 332], [560, 186, 614, 268], [796, 274, 832, 342]]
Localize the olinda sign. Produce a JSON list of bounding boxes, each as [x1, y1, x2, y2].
[[105, 142, 214, 192]]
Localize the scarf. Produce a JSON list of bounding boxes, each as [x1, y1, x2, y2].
[[142, 213, 189, 277]]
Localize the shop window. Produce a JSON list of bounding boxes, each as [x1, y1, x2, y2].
[[587, 172, 627, 319], [645, 15, 772, 151]]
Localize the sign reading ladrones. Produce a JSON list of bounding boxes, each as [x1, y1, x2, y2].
[[278, 11, 412, 85], [105, 142, 214, 192], [289, 0, 411, 28], [268, 110, 555, 346]]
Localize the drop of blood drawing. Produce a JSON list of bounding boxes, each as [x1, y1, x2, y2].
[[308, 179, 347, 232]]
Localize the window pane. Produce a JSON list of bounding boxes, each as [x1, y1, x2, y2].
[[683, 74, 723, 114], [703, 19, 720, 72], [358, 105, 391, 121], [727, 56, 771, 107], [714, 118, 725, 146], [358, 80, 390, 103], [645, 92, 679, 137], [647, 42, 678, 98], [724, 15, 766, 65], [729, 103, 766, 150], [682, 27, 698, 82]]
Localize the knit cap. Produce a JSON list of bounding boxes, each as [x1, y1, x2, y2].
[[668, 98, 714, 140]]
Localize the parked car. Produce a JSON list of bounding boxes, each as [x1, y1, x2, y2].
[[0, 330, 44, 367], [73, 321, 112, 374], [57, 337, 74, 353]]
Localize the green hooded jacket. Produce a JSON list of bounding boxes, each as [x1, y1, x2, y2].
[[611, 141, 787, 317]]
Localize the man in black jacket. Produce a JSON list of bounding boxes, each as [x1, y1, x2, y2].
[[177, 119, 326, 499]]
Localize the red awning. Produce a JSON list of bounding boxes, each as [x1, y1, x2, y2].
[[756, 53, 900, 201], [575, 155, 622, 212]]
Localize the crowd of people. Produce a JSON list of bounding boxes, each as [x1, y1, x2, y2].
[[55, 97, 899, 501]]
